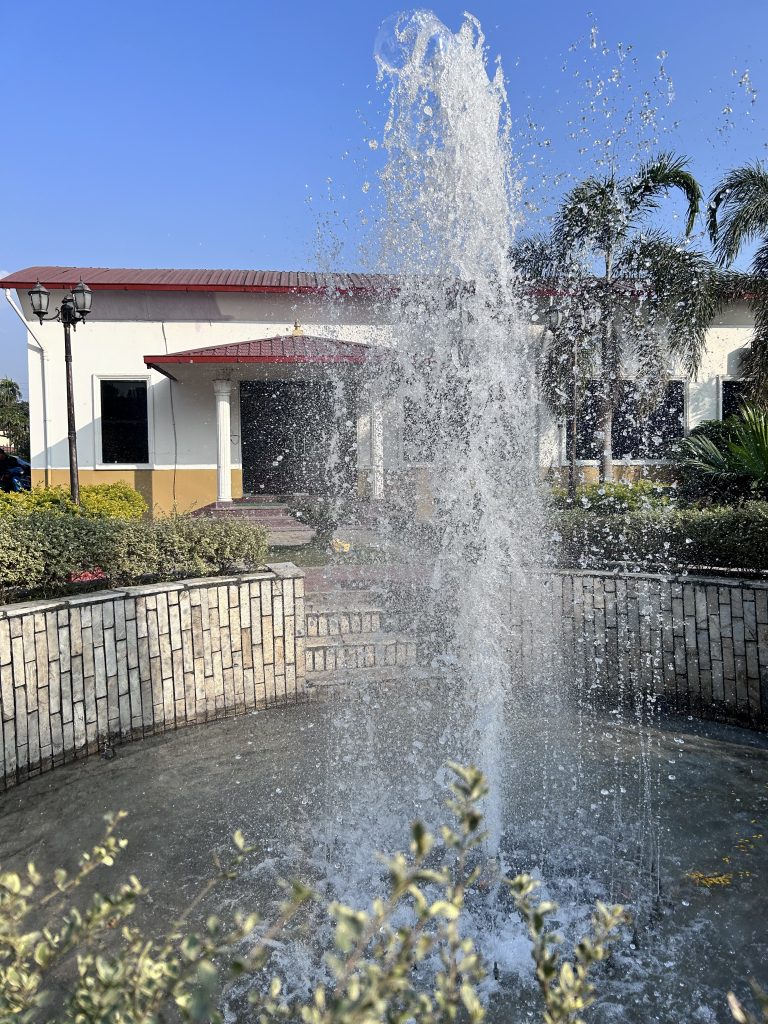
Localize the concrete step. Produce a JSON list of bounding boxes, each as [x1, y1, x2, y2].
[[305, 605, 385, 638], [306, 665, 409, 689], [305, 589, 379, 609], [193, 500, 315, 547], [202, 510, 300, 525], [269, 533, 315, 548], [305, 632, 418, 674]]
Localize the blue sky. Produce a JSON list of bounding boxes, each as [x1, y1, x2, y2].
[[1, 0, 766, 388]]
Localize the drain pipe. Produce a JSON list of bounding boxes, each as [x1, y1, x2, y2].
[[4, 289, 51, 483]]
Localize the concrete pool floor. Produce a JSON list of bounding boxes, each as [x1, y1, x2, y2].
[[1, 689, 767, 1023]]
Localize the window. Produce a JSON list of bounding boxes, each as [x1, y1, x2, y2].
[[100, 379, 149, 464], [721, 378, 748, 420], [567, 380, 685, 462]]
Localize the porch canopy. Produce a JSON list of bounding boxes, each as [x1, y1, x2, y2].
[[143, 335, 372, 503], [144, 334, 369, 383]]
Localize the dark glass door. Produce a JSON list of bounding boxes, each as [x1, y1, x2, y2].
[[240, 381, 356, 494]]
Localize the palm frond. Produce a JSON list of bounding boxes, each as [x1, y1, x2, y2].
[[552, 176, 625, 257], [740, 282, 768, 407], [537, 293, 603, 418], [509, 235, 569, 283], [752, 237, 768, 282], [623, 151, 702, 236], [677, 404, 768, 489], [728, 404, 768, 481], [707, 161, 768, 267], [727, 266, 768, 406], [678, 434, 738, 478], [613, 232, 725, 377]]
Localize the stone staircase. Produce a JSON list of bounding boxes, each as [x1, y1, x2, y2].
[[194, 496, 315, 547], [303, 589, 420, 688]]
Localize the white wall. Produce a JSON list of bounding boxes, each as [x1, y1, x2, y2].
[[21, 289, 395, 474], [19, 286, 756, 479]]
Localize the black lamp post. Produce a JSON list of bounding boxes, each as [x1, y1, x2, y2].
[[28, 278, 92, 504]]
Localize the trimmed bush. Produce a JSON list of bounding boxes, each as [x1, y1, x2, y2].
[[0, 512, 268, 599], [550, 478, 673, 513], [79, 482, 148, 519], [553, 501, 768, 572], [0, 482, 148, 519]]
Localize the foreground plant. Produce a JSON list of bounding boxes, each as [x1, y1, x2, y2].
[[729, 984, 768, 1024], [2, 764, 752, 1024]]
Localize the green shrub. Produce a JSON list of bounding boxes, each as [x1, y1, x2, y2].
[[0, 482, 148, 519], [0, 513, 268, 598], [550, 479, 673, 513], [670, 405, 768, 502], [665, 417, 751, 505], [553, 501, 768, 571], [79, 482, 148, 519], [0, 485, 73, 515]]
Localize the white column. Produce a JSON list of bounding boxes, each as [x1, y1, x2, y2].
[[213, 379, 233, 504], [371, 395, 384, 500]]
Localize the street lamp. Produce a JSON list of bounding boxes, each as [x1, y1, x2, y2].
[[28, 278, 93, 504]]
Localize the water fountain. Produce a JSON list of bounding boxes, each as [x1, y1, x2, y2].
[[306, 12, 768, 1019], [319, 8, 552, 859]]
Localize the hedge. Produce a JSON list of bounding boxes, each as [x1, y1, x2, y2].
[[549, 479, 673, 513], [0, 482, 148, 519], [0, 512, 269, 599], [552, 501, 768, 572]]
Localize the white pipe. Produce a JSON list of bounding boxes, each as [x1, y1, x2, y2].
[[4, 289, 51, 480]]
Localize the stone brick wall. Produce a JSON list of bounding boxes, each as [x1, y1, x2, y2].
[[541, 571, 768, 729], [0, 564, 305, 790]]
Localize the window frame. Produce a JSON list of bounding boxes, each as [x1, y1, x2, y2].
[[92, 374, 154, 470], [560, 376, 689, 466]]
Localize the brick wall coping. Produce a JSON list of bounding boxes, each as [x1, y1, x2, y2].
[[549, 568, 768, 589]]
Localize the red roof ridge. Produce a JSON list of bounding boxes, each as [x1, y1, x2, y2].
[[0, 265, 395, 296]]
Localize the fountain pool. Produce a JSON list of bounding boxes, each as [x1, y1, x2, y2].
[[1, 680, 765, 1023]]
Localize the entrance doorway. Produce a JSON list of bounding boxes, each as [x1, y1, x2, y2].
[[240, 381, 356, 494]]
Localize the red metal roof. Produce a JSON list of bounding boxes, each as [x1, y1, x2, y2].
[[144, 336, 370, 377], [0, 265, 393, 296]]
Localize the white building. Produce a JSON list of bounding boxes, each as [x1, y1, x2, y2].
[[0, 265, 755, 513]]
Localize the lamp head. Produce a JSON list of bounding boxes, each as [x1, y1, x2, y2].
[[71, 279, 92, 318], [28, 280, 50, 323]]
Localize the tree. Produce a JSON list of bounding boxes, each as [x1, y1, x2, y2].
[[708, 161, 768, 404], [512, 153, 723, 483], [0, 377, 29, 458]]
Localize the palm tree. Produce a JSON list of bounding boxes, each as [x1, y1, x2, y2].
[[708, 161, 768, 403], [512, 152, 723, 484]]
